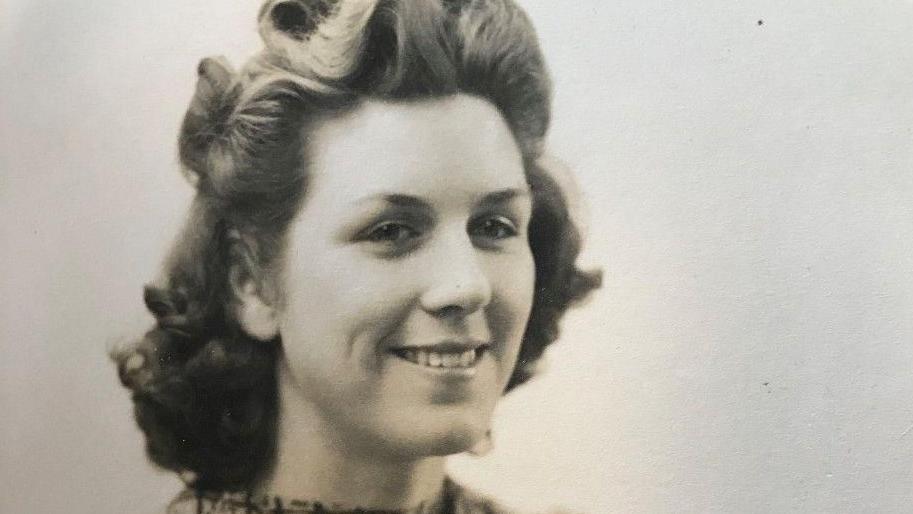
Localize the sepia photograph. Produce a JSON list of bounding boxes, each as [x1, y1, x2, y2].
[[2, 1, 912, 513]]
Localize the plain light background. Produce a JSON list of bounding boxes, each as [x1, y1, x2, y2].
[[2, 1, 912, 513]]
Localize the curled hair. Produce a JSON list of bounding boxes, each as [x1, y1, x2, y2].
[[113, 0, 600, 491]]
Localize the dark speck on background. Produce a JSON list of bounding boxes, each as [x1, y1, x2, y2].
[[758, 19, 764, 26]]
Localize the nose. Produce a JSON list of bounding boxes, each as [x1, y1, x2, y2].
[[419, 232, 492, 317]]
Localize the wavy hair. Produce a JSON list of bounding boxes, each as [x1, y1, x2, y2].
[[113, 0, 601, 491]]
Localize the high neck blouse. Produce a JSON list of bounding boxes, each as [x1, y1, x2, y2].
[[165, 478, 527, 514]]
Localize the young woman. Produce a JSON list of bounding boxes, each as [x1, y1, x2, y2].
[[114, 1, 599, 512]]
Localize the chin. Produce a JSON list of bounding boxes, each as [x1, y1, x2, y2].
[[422, 429, 478, 456], [382, 419, 486, 458]]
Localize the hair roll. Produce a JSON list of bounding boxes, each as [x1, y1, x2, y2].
[[258, 0, 378, 80]]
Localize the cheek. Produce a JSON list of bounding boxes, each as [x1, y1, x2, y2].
[[277, 256, 417, 362], [488, 252, 536, 355]]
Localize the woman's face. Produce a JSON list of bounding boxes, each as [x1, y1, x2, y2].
[[262, 95, 535, 457]]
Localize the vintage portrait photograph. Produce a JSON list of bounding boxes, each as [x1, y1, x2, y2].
[[2, 1, 912, 513]]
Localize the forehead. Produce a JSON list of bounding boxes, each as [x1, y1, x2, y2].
[[302, 95, 526, 203]]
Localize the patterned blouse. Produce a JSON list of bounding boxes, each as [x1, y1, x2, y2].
[[164, 478, 552, 514]]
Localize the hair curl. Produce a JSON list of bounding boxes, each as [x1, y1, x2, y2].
[[113, 0, 601, 492]]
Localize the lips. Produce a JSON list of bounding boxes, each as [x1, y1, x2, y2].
[[390, 342, 489, 369]]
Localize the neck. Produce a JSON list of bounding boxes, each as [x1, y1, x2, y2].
[[255, 364, 447, 510]]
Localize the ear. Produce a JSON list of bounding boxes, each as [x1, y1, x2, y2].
[[228, 234, 280, 341], [232, 272, 280, 341]]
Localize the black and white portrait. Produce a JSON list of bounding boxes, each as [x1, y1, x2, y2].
[[2, 1, 912, 513]]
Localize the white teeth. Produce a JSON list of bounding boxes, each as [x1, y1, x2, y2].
[[397, 348, 481, 368], [459, 349, 474, 367], [441, 353, 460, 367]]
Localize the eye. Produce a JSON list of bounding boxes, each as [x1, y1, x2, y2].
[[363, 221, 420, 243], [470, 215, 519, 241]]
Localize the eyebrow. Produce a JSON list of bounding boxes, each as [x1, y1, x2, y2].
[[354, 188, 530, 209], [476, 188, 530, 208], [355, 194, 431, 210]]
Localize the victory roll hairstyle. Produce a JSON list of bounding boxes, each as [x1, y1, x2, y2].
[[113, 0, 600, 491]]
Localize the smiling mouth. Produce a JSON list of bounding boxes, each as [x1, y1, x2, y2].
[[390, 346, 488, 369]]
